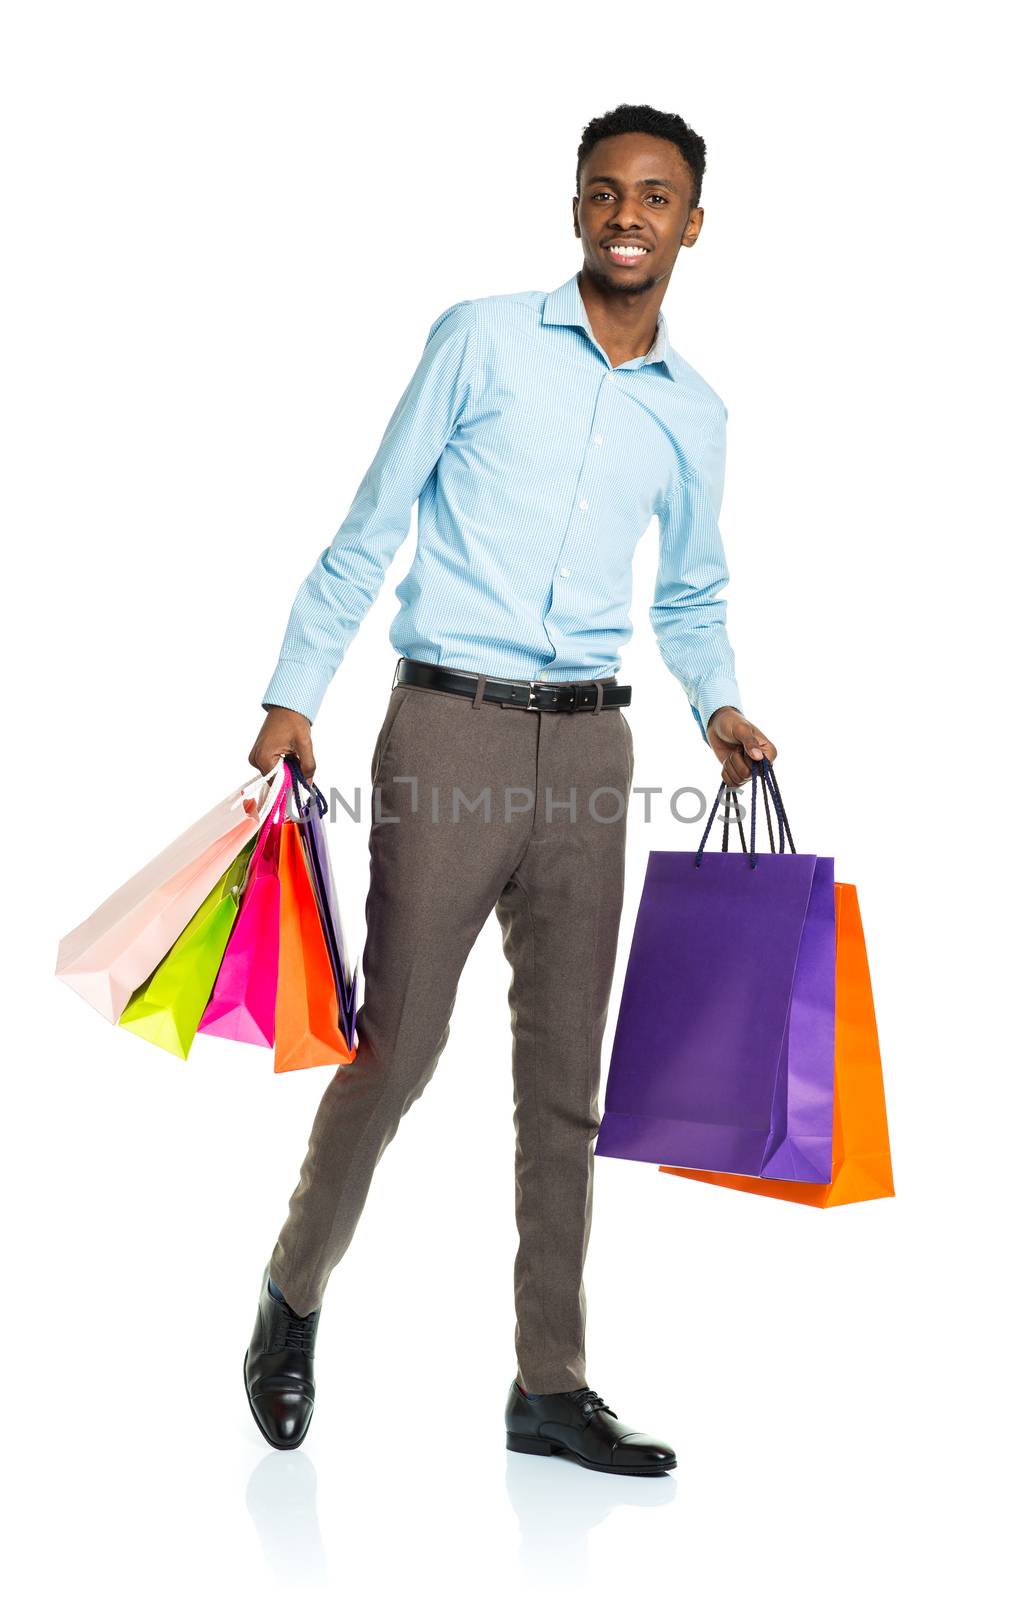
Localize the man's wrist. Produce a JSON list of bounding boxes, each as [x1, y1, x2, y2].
[[261, 702, 312, 725], [707, 704, 739, 735]]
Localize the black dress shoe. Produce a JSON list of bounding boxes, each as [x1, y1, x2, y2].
[[505, 1381, 677, 1475], [244, 1270, 321, 1450]]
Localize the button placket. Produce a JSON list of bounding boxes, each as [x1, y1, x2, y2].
[[550, 378, 605, 603]]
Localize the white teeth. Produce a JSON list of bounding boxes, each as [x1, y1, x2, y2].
[[608, 245, 647, 256]]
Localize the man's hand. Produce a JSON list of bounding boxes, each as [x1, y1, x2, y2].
[[706, 705, 777, 788], [248, 705, 316, 781]]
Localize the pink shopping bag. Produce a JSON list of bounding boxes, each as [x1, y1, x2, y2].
[[197, 767, 292, 1046], [56, 763, 286, 1023]]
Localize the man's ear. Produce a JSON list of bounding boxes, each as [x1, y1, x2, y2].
[[680, 206, 704, 249]]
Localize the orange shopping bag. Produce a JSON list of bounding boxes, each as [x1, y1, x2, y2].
[[274, 819, 357, 1074], [660, 881, 895, 1206]]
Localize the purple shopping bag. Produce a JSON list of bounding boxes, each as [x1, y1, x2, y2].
[[285, 758, 359, 1051], [596, 764, 835, 1182]]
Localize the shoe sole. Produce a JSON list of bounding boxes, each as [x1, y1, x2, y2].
[[243, 1349, 313, 1452], [506, 1431, 676, 1475]]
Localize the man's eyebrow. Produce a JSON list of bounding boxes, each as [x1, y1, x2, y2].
[[586, 174, 681, 193]]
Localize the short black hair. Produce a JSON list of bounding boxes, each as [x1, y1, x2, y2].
[[575, 103, 706, 208]]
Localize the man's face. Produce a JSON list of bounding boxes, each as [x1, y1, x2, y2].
[[573, 132, 703, 296]]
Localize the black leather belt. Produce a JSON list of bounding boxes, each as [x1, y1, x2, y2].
[[394, 657, 631, 712]]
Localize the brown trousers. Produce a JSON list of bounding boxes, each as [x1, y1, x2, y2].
[[269, 666, 634, 1393]]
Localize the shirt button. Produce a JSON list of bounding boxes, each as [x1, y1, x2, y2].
[[578, 498, 588, 511], [593, 434, 603, 446], [560, 566, 571, 578]]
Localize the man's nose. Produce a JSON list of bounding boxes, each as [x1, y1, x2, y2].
[[612, 203, 646, 229]]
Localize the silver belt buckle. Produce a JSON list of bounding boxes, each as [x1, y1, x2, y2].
[[525, 681, 546, 711]]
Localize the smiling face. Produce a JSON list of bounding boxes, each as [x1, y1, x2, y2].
[[573, 131, 703, 295]]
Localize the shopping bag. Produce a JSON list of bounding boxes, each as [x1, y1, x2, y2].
[[197, 766, 293, 1046], [118, 838, 257, 1058], [595, 763, 836, 1181], [285, 757, 359, 1050], [661, 879, 895, 1205], [57, 762, 287, 1022], [274, 818, 358, 1073]]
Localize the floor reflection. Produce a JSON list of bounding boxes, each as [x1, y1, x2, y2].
[[505, 1452, 676, 1586], [246, 1449, 329, 1585]]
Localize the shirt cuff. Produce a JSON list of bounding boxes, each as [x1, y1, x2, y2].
[[261, 657, 336, 724], [692, 679, 743, 745]]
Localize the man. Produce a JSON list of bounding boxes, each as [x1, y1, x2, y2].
[[244, 102, 776, 1473]]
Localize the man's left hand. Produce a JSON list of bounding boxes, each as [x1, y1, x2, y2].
[[707, 706, 778, 787]]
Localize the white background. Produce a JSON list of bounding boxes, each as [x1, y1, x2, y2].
[[2, 2, 1020, 1596]]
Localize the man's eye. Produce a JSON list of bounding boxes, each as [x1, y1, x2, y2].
[[590, 190, 668, 204]]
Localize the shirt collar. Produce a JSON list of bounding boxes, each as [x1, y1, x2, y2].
[[542, 270, 675, 378]]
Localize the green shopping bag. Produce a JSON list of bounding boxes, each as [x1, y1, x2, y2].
[[119, 839, 256, 1058]]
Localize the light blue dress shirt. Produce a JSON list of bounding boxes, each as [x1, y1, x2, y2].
[[263, 270, 742, 743]]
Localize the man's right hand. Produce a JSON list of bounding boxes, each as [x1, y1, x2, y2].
[[248, 705, 316, 781]]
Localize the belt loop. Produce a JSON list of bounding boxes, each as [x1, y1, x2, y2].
[[391, 657, 401, 691], [593, 680, 604, 714], [472, 673, 487, 709]]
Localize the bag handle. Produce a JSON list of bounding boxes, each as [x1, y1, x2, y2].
[[696, 759, 794, 869], [284, 755, 328, 819], [265, 762, 293, 826], [235, 757, 286, 818], [239, 756, 283, 795], [763, 760, 796, 853], [721, 787, 760, 854], [724, 761, 792, 854]]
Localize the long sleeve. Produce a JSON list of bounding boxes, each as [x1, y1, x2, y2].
[[649, 401, 742, 746], [262, 298, 478, 721]]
